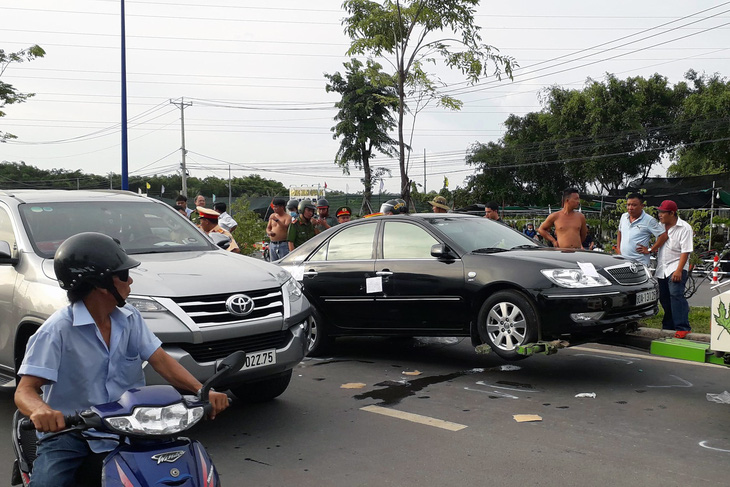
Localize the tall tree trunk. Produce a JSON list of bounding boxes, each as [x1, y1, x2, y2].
[[397, 70, 409, 203], [362, 141, 372, 212]]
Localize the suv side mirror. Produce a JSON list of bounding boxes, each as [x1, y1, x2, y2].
[[0, 241, 18, 264], [208, 232, 231, 249], [431, 243, 456, 260]]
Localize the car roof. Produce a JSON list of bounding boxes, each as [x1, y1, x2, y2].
[[0, 189, 151, 204]]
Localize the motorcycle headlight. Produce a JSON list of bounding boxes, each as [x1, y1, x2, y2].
[[105, 403, 204, 435], [541, 268, 611, 288]]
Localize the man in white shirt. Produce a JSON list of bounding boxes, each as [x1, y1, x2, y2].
[[214, 202, 238, 233], [653, 200, 693, 338]]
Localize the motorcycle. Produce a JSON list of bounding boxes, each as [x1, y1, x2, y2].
[[262, 240, 270, 261], [11, 351, 246, 487]]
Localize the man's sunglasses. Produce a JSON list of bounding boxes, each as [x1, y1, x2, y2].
[[114, 269, 130, 282]]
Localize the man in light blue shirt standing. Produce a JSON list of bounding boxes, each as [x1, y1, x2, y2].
[[15, 233, 230, 487], [617, 193, 667, 266]]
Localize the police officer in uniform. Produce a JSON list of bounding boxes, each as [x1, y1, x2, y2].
[[287, 199, 319, 251], [314, 198, 338, 232]]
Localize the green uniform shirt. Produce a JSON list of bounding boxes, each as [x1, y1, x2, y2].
[[287, 217, 317, 249], [190, 210, 200, 225]]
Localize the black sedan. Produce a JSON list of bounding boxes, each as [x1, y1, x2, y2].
[[278, 213, 658, 360]]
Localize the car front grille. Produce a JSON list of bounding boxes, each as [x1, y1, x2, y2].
[[171, 330, 293, 363], [171, 288, 284, 327], [604, 263, 649, 285]]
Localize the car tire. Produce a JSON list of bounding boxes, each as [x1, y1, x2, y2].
[[230, 370, 292, 403], [307, 307, 334, 357], [477, 290, 538, 361]]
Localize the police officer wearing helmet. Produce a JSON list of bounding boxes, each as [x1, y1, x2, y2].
[[15, 233, 229, 487], [314, 198, 338, 232], [380, 198, 408, 215], [287, 199, 319, 251]]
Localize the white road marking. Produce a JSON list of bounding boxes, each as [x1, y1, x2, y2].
[[571, 346, 725, 368], [573, 353, 636, 364], [361, 405, 468, 431], [699, 441, 730, 453], [476, 380, 541, 393], [464, 387, 519, 399], [646, 374, 693, 388]]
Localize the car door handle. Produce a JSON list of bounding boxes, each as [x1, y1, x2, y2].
[[376, 271, 393, 276], [303, 270, 318, 278]]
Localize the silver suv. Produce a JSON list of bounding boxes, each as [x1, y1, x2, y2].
[[0, 190, 311, 401]]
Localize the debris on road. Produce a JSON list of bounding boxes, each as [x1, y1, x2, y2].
[[341, 383, 367, 389], [402, 370, 422, 376], [513, 414, 542, 423], [706, 391, 730, 404], [575, 392, 597, 398]]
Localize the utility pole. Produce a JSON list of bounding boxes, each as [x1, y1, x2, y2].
[[423, 149, 426, 194], [121, 0, 129, 190], [170, 97, 192, 196], [228, 165, 232, 214]]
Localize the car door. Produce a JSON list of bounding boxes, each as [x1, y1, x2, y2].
[[300, 222, 378, 329], [0, 206, 20, 373], [374, 220, 467, 331]]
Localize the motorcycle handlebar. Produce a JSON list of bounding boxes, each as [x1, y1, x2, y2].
[[20, 414, 84, 431]]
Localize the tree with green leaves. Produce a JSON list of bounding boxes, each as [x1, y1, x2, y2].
[[325, 58, 399, 212], [668, 70, 730, 176], [229, 198, 267, 256], [466, 73, 684, 206], [0, 45, 45, 142], [342, 0, 515, 204]]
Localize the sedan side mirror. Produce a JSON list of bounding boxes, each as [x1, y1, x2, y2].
[[431, 243, 456, 260], [0, 241, 18, 265]]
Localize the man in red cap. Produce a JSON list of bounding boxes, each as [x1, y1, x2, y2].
[[654, 200, 693, 338], [336, 206, 352, 224], [198, 207, 240, 253]]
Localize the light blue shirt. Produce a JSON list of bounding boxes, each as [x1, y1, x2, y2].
[[618, 210, 666, 265], [19, 301, 161, 450]]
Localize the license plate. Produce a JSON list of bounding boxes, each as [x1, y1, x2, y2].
[[243, 349, 276, 370], [636, 289, 657, 305]]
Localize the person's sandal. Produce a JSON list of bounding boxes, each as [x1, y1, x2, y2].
[[674, 330, 690, 339]]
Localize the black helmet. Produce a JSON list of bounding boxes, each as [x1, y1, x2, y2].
[[54, 233, 139, 305], [316, 198, 329, 208], [298, 199, 316, 213], [287, 199, 299, 211], [380, 198, 408, 215]]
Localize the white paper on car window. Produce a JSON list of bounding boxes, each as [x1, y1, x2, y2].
[[577, 262, 600, 278], [366, 276, 383, 293]]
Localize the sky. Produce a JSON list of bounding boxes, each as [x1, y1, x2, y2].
[[1, 0, 729, 195]]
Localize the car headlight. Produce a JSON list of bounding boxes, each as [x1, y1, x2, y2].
[[127, 297, 167, 312], [105, 403, 204, 435], [275, 268, 303, 320], [541, 268, 611, 288]]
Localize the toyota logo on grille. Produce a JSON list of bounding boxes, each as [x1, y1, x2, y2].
[[226, 294, 255, 316], [629, 262, 638, 273]]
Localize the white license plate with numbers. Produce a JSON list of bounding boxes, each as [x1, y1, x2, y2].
[[636, 289, 657, 305], [243, 349, 277, 370]]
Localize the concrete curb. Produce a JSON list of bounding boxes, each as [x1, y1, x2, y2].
[[633, 327, 710, 343]]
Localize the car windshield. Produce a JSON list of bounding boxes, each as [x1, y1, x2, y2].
[[426, 216, 539, 252], [19, 201, 214, 258]]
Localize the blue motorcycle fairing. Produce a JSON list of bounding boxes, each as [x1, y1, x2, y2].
[[92, 385, 185, 417], [102, 438, 219, 487]]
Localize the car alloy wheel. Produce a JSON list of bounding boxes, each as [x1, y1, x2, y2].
[[477, 290, 538, 360], [306, 307, 334, 357]]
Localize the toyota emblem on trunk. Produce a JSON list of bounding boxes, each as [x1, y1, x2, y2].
[[226, 294, 255, 316]]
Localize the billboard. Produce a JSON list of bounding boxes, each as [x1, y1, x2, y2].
[[290, 186, 323, 200]]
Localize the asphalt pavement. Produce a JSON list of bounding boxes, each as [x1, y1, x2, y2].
[[1, 338, 727, 486]]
